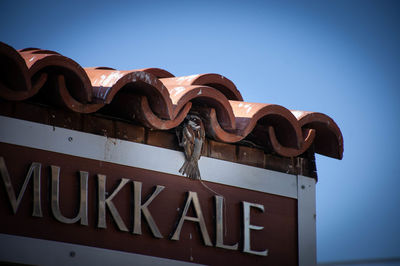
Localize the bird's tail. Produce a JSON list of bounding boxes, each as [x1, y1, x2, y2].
[[179, 160, 201, 180]]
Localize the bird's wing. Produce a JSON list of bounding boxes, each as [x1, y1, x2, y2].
[[192, 137, 203, 161], [182, 126, 194, 158]]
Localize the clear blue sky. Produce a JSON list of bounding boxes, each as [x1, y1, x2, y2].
[[1, 0, 399, 263]]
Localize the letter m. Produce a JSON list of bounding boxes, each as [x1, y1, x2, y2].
[[0, 157, 42, 217]]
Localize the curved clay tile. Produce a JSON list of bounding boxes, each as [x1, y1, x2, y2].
[[268, 127, 316, 158], [292, 111, 343, 159], [30, 49, 61, 55], [93, 66, 117, 70], [136, 68, 175, 78], [85, 68, 174, 120], [230, 101, 316, 151], [56, 75, 104, 113], [0, 42, 47, 101], [18, 49, 93, 108], [111, 95, 192, 130], [230, 101, 302, 146], [18, 48, 41, 52], [160, 73, 243, 101], [195, 107, 243, 143], [191, 73, 242, 101], [198, 101, 316, 157], [164, 84, 236, 130]]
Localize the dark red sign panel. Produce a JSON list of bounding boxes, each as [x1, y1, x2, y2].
[[0, 142, 298, 265]]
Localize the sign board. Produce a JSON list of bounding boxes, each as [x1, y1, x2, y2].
[[0, 116, 316, 266]]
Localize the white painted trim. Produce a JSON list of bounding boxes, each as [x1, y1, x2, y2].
[[297, 175, 317, 266], [0, 115, 297, 199], [0, 233, 202, 266]]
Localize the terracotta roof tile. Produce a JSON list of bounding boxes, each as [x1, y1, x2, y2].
[[160, 73, 243, 101], [0, 41, 343, 159]]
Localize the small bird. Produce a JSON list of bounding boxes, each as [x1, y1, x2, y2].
[[177, 114, 205, 180]]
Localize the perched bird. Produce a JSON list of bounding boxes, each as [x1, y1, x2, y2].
[[176, 114, 205, 180]]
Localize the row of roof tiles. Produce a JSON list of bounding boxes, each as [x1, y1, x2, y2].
[[0, 41, 343, 159]]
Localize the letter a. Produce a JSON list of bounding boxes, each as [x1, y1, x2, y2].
[[171, 191, 212, 246]]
